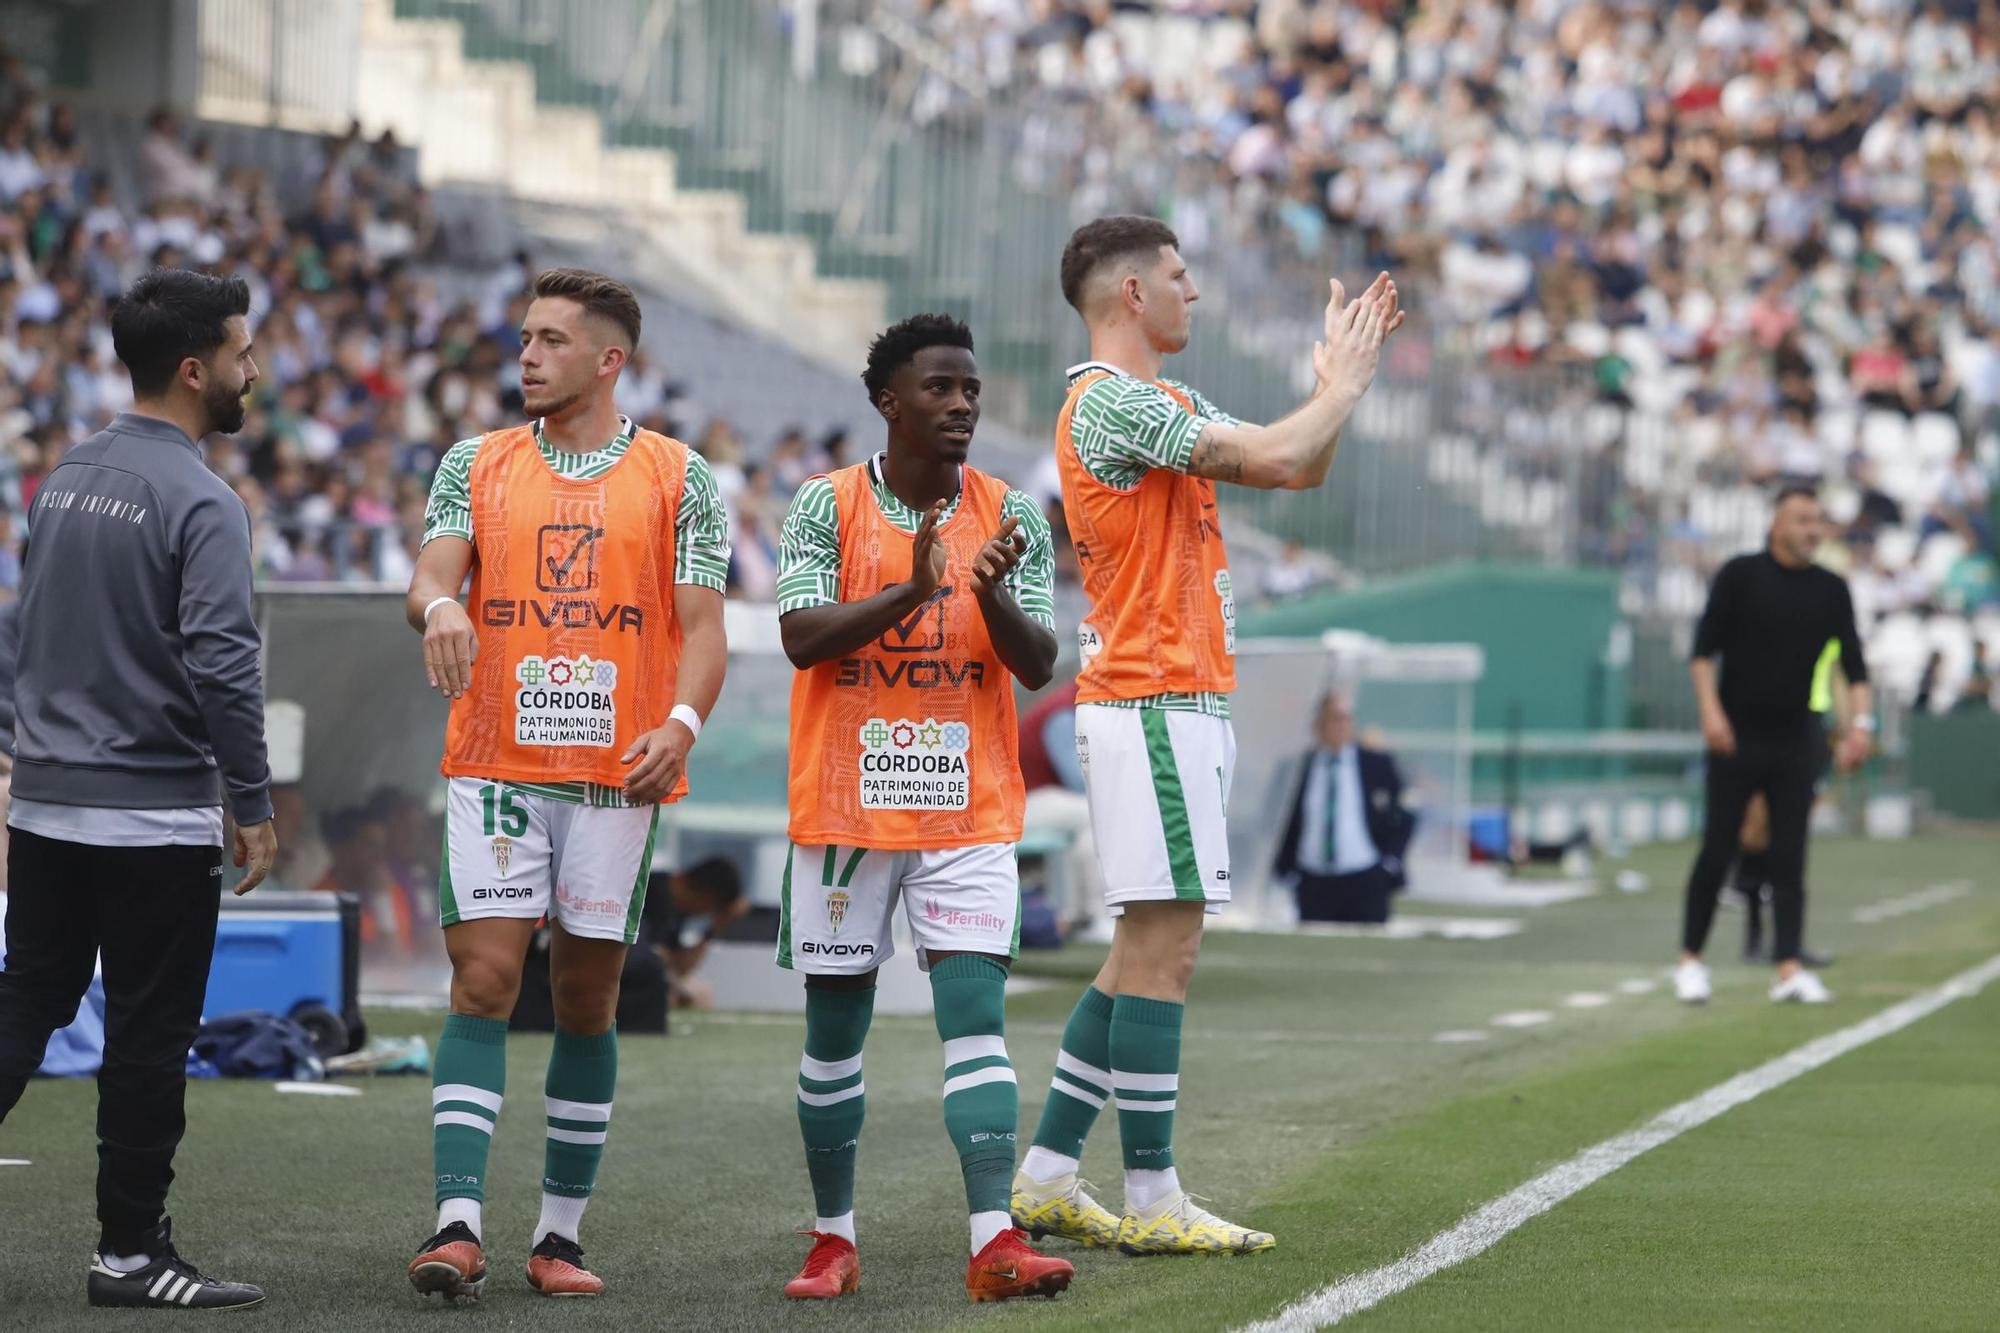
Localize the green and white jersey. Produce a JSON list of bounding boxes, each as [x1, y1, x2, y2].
[[774, 453, 1056, 632], [1064, 361, 1239, 719], [422, 416, 731, 806]]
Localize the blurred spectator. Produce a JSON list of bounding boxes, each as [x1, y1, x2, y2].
[[641, 857, 748, 1011], [314, 805, 420, 959], [1260, 539, 1318, 602], [1273, 691, 1415, 925], [1016, 680, 1100, 925]]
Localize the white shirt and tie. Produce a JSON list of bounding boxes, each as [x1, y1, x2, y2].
[[1296, 743, 1380, 877]]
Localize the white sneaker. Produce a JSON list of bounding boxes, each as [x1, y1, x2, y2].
[[1769, 969, 1833, 1004], [1673, 960, 1712, 1004]]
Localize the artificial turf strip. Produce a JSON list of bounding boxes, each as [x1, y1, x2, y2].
[[0, 833, 1994, 1331]]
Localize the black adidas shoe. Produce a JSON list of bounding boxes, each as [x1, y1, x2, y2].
[[87, 1219, 264, 1310]]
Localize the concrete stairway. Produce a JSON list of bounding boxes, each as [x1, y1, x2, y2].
[[351, 0, 885, 365]]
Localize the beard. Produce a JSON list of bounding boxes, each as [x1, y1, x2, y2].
[[206, 377, 248, 436], [523, 385, 582, 420]]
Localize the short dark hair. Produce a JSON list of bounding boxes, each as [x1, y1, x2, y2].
[[531, 267, 642, 348], [860, 312, 974, 404], [1774, 483, 1820, 508], [111, 268, 252, 397], [1059, 214, 1180, 312], [680, 856, 742, 904]]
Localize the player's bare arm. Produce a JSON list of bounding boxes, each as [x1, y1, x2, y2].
[[1185, 274, 1402, 491], [970, 514, 1057, 689], [780, 500, 947, 669], [623, 583, 726, 803], [408, 534, 476, 699]]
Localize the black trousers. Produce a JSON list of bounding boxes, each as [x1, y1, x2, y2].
[[0, 827, 223, 1254], [1681, 727, 1820, 964], [1297, 865, 1397, 924]]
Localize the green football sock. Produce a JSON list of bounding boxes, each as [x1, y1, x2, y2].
[[1028, 985, 1114, 1163], [1109, 994, 1183, 1172], [798, 985, 874, 1223], [930, 955, 1018, 1218], [432, 1013, 508, 1213], [537, 1025, 618, 1242]]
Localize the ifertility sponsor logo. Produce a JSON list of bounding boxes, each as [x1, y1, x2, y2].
[[857, 716, 971, 810], [922, 896, 1006, 933], [555, 882, 623, 916]]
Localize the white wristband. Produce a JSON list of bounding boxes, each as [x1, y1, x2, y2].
[[669, 704, 704, 740], [1850, 715, 1876, 732], [422, 596, 458, 624]]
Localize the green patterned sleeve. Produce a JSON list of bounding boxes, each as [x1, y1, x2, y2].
[[1000, 489, 1056, 632], [775, 477, 842, 614], [674, 450, 732, 591], [421, 437, 482, 545], [1171, 379, 1241, 428], [1069, 376, 1215, 488]]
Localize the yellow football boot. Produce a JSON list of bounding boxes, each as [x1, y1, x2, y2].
[[1010, 1171, 1121, 1248], [1116, 1190, 1275, 1256]]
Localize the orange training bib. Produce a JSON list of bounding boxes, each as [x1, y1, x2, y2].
[[787, 463, 1024, 849], [441, 424, 689, 798], [1055, 371, 1236, 702]]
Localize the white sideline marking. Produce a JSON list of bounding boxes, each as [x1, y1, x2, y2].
[[0, 1158, 30, 1167], [1852, 882, 1971, 925], [1488, 1010, 1552, 1028], [1615, 978, 1658, 996], [1237, 951, 2000, 1332], [1431, 1031, 1489, 1044], [275, 1081, 361, 1097], [1563, 992, 1613, 1009]]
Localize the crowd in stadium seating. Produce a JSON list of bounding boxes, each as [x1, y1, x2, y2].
[[854, 0, 2000, 706], [0, 46, 860, 600], [8, 0, 2000, 706]]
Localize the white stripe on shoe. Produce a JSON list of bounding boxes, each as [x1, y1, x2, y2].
[[432, 1083, 504, 1112], [149, 1271, 176, 1299], [180, 1278, 201, 1305]]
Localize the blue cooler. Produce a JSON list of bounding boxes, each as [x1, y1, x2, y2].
[[204, 892, 358, 1049]]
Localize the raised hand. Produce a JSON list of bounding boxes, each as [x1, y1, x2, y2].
[[1313, 273, 1401, 404], [972, 515, 1028, 597], [909, 500, 948, 599]]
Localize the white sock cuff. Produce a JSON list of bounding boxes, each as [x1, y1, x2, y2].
[[437, 1197, 482, 1239], [535, 1191, 591, 1245]]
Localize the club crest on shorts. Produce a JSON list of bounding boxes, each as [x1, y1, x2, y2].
[[826, 889, 849, 934], [491, 835, 513, 875]]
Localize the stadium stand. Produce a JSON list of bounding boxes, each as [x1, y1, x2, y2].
[[4, 1, 1999, 709]]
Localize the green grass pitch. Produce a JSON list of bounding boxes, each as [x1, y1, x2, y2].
[[3, 832, 1997, 1330]]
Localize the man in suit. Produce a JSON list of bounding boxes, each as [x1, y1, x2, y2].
[[1273, 691, 1415, 924]]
